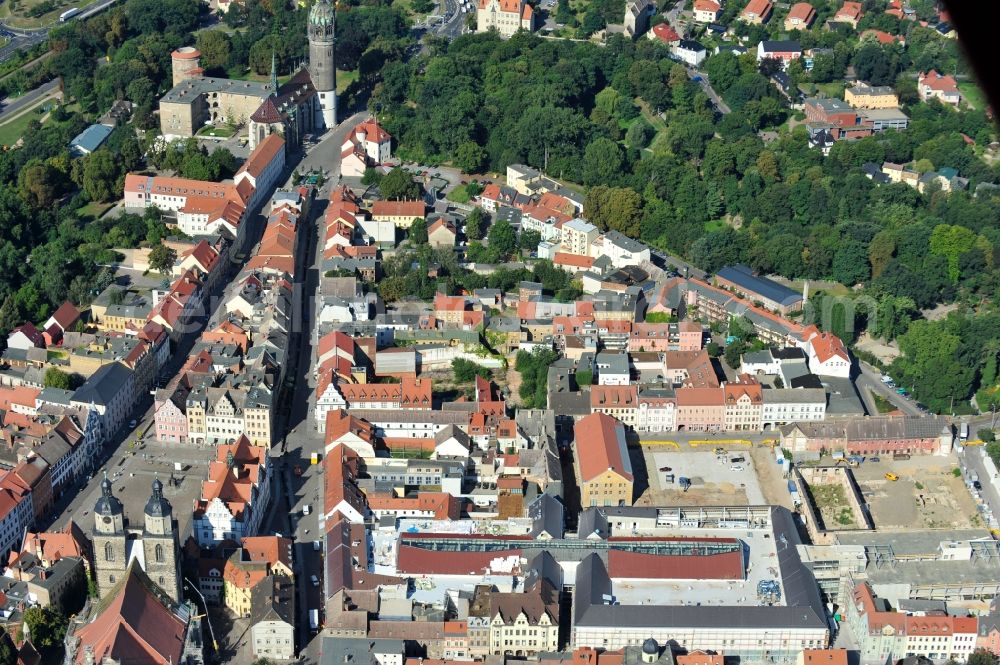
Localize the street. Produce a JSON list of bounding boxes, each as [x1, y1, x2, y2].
[[0, 78, 58, 120], [0, 0, 119, 63]]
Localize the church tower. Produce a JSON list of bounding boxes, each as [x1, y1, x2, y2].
[[142, 478, 182, 603], [92, 474, 127, 598], [308, 0, 337, 128]]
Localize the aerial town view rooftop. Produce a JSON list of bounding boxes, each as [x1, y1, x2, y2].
[[0, 0, 995, 663]]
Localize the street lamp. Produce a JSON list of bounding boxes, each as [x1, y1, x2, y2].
[[184, 577, 219, 653]]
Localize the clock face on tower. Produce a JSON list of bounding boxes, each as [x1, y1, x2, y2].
[[102, 516, 112, 525]]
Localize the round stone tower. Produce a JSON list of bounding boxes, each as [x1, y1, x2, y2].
[[171, 47, 202, 87], [308, 0, 337, 128]]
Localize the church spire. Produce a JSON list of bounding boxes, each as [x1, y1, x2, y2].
[[270, 49, 278, 94]]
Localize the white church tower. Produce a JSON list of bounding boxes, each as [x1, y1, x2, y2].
[[308, 0, 337, 128]]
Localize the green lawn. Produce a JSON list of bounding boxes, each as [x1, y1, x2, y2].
[[872, 393, 896, 414], [704, 219, 727, 232], [0, 101, 49, 147], [337, 69, 358, 94], [196, 124, 237, 138], [815, 81, 845, 99], [447, 183, 479, 203], [77, 201, 113, 220], [958, 81, 986, 111]]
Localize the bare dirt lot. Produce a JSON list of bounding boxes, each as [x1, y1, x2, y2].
[[851, 455, 980, 530]]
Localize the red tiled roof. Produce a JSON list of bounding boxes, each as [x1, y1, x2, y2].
[[353, 118, 391, 144], [675, 387, 725, 406], [48, 301, 80, 331], [251, 96, 283, 124], [72, 566, 187, 665], [835, 1, 862, 20], [741, 0, 771, 17], [553, 252, 594, 268], [920, 70, 959, 93], [801, 651, 849, 665], [397, 545, 522, 575], [590, 385, 638, 409], [694, 0, 719, 11], [372, 200, 425, 218], [786, 2, 815, 22], [238, 134, 285, 180], [574, 413, 632, 483], [607, 548, 744, 580], [650, 22, 680, 42], [325, 409, 375, 447]]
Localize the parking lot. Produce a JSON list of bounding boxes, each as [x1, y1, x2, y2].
[[849, 455, 980, 530], [637, 449, 766, 506]]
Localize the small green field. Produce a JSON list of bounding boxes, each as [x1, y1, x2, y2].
[[196, 124, 237, 138], [447, 182, 481, 203], [704, 219, 727, 232], [958, 81, 986, 111], [77, 201, 114, 220], [337, 69, 358, 94]]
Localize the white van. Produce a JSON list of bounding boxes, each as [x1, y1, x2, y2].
[[311, 575, 320, 587]]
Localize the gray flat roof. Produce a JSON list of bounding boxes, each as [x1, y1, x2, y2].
[[716, 265, 802, 307], [161, 76, 272, 105]]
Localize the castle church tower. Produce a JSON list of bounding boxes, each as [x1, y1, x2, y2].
[[142, 478, 182, 603], [92, 474, 127, 598], [308, 0, 337, 129]]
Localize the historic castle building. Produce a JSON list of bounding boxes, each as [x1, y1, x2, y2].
[[159, 0, 337, 145]]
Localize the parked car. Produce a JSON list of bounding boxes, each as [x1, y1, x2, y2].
[[869, 457, 880, 463]]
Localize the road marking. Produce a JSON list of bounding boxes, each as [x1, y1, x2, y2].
[[639, 440, 679, 448], [689, 439, 752, 447]]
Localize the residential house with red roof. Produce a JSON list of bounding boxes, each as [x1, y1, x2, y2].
[[573, 413, 633, 507], [428, 217, 458, 248], [784, 2, 816, 30], [919, 70, 961, 105], [675, 386, 726, 432], [801, 326, 851, 377], [234, 134, 286, 214], [323, 444, 370, 523], [846, 582, 978, 663], [192, 435, 271, 547], [371, 200, 426, 229], [477, 0, 535, 37], [692, 0, 720, 22], [43, 301, 80, 345], [6, 324, 44, 352], [648, 22, 681, 45], [366, 491, 461, 521], [341, 117, 392, 177], [324, 409, 377, 458], [723, 377, 764, 431], [740, 0, 772, 23], [833, 1, 862, 28]]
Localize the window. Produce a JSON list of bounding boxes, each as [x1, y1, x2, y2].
[[105, 542, 115, 562], [155, 544, 165, 562]]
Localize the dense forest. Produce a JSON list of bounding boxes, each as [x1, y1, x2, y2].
[[0, 0, 406, 332], [370, 19, 1000, 414]]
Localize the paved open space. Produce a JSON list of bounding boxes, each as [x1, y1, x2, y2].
[[638, 449, 766, 507], [850, 456, 980, 530], [53, 440, 216, 541]]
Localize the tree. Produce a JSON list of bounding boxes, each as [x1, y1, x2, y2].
[[978, 429, 996, 443], [195, 30, 231, 71], [519, 229, 541, 251], [574, 369, 593, 387], [82, 150, 120, 203], [454, 141, 486, 173], [966, 650, 996, 665], [582, 138, 625, 186], [44, 367, 72, 390], [22, 606, 67, 650], [487, 218, 517, 262], [583, 186, 642, 237], [17, 161, 60, 209], [452, 358, 490, 382], [0, 629, 13, 665], [148, 243, 177, 273], [929, 224, 978, 283], [466, 207, 486, 241], [625, 120, 653, 149], [362, 168, 382, 186], [831, 241, 870, 286], [408, 217, 427, 244], [379, 167, 420, 200]]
